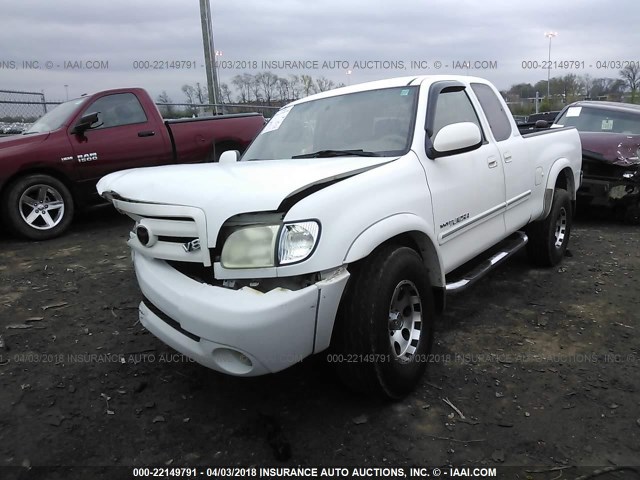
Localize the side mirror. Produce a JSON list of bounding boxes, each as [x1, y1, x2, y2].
[[535, 119, 549, 129], [219, 150, 240, 164], [72, 112, 100, 134], [430, 122, 482, 158]]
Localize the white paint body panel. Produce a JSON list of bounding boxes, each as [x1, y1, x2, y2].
[[97, 75, 582, 377]]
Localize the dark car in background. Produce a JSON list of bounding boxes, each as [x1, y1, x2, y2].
[[516, 111, 561, 133], [553, 101, 640, 222]]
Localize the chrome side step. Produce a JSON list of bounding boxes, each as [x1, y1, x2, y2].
[[445, 231, 528, 294]]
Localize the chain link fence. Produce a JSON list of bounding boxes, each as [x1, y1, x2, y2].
[[0, 89, 60, 135], [155, 102, 279, 119], [0, 90, 279, 136]]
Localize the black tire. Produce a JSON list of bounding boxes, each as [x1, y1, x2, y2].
[[623, 203, 640, 225], [332, 245, 435, 400], [2, 174, 74, 240], [526, 188, 572, 266]]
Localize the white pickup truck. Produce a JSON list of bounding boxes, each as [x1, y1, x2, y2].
[[97, 75, 582, 399]]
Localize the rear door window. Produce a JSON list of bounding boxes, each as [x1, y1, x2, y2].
[[471, 83, 512, 141]]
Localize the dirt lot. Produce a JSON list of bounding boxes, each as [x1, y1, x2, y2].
[[0, 206, 638, 479]]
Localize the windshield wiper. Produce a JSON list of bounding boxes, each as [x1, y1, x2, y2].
[[22, 131, 42, 135], [292, 149, 379, 159]]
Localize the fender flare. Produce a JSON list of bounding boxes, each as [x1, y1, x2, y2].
[[343, 213, 445, 287], [539, 158, 576, 220]]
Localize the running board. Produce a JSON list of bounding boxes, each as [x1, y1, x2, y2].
[[445, 231, 528, 294]]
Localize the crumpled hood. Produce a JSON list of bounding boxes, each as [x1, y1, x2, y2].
[[580, 132, 640, 167], [97, 156, 394, 233]]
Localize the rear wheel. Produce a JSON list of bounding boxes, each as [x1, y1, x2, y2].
[[2, 174, 74, 240], [333, 245, 434, 399], [623, 203, 640, 224], [526, 188, 572, 266]]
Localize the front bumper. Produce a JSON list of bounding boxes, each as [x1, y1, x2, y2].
[[579, 158, 640, 207], [134, 251, 349, 376], [579, 177, 640, 207]]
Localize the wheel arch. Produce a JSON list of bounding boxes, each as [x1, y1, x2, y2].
[[1, 167, 77, 205], [540, 160, 576, 220], [343, 214, 445, 311]]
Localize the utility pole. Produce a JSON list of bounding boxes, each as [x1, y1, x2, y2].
[[544, 31, 558, 103], [200, 0, 221, 114]]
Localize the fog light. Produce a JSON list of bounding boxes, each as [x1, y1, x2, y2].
[[135, 225, 157, 247]]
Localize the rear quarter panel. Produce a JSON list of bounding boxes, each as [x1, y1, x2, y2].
[[521, 127, 582, 219]]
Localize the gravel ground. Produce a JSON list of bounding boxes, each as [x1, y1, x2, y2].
[[0, 206, 638, 480]]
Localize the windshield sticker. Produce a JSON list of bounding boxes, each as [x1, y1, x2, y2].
[[261, 105, 293, 134], [400, 89, 410, 96], [566, 106, 581, 117], [601, 119, 613, 130]]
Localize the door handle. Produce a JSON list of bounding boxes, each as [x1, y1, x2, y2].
[[138, 130, 155, 137], [503, 152, 512, 163], [487, 156, 498, 168]]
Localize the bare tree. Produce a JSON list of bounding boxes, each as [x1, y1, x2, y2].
[[581, 74, 593, 98], [182, 84, 196, 103], [301, 75, 315, 97], [620, 63, 640, 102], [276, 77, 290, 103], [577, 77, 624, 100], [220, 83, 233, 104], [560, 74, 582, 102], [257, 71, 279, 105], [194, 82, 208, 104], [156, 90, 175, 117], [315, 76, 335, 93], [288, 75, 301, 100], [156, 91, 175, 117], [181, 84, 198, 116], [232, 73, 255, 103]]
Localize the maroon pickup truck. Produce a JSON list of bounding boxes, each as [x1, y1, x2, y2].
[[0, 87, 264, 240]]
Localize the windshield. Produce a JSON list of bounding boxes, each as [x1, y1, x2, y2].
[[24, 97, 88, 134], [242, 86, 418, 160], [554, 105, 640, 134]]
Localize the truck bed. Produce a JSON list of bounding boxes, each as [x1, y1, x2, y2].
[[165, 113, 264, 163]]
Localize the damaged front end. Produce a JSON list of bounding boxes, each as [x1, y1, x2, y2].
[[578, 132, 640, 222]]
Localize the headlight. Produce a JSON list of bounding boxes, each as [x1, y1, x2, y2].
[[220, 220, 320, 269], [220, 225, 279, 268], [278, 221, 320, 265]]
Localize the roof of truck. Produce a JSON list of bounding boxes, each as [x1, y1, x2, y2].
[[286, 75, 494, 107]]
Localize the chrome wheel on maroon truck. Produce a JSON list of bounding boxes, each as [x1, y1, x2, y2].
[[2, 174, 74, 240]]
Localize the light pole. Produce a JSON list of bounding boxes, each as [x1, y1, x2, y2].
[[200, 0, 221, 114], [64, 84, 69, 101], [544, 31, 558, 103], [346, 69, 352, 86]]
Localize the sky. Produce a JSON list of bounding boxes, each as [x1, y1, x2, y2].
[[0, 0, 638, 103]]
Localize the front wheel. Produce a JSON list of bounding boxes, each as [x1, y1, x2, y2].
[[332, 245, 434, 399], [2, 174, 75, 240], [526, 188, 572, 266]]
